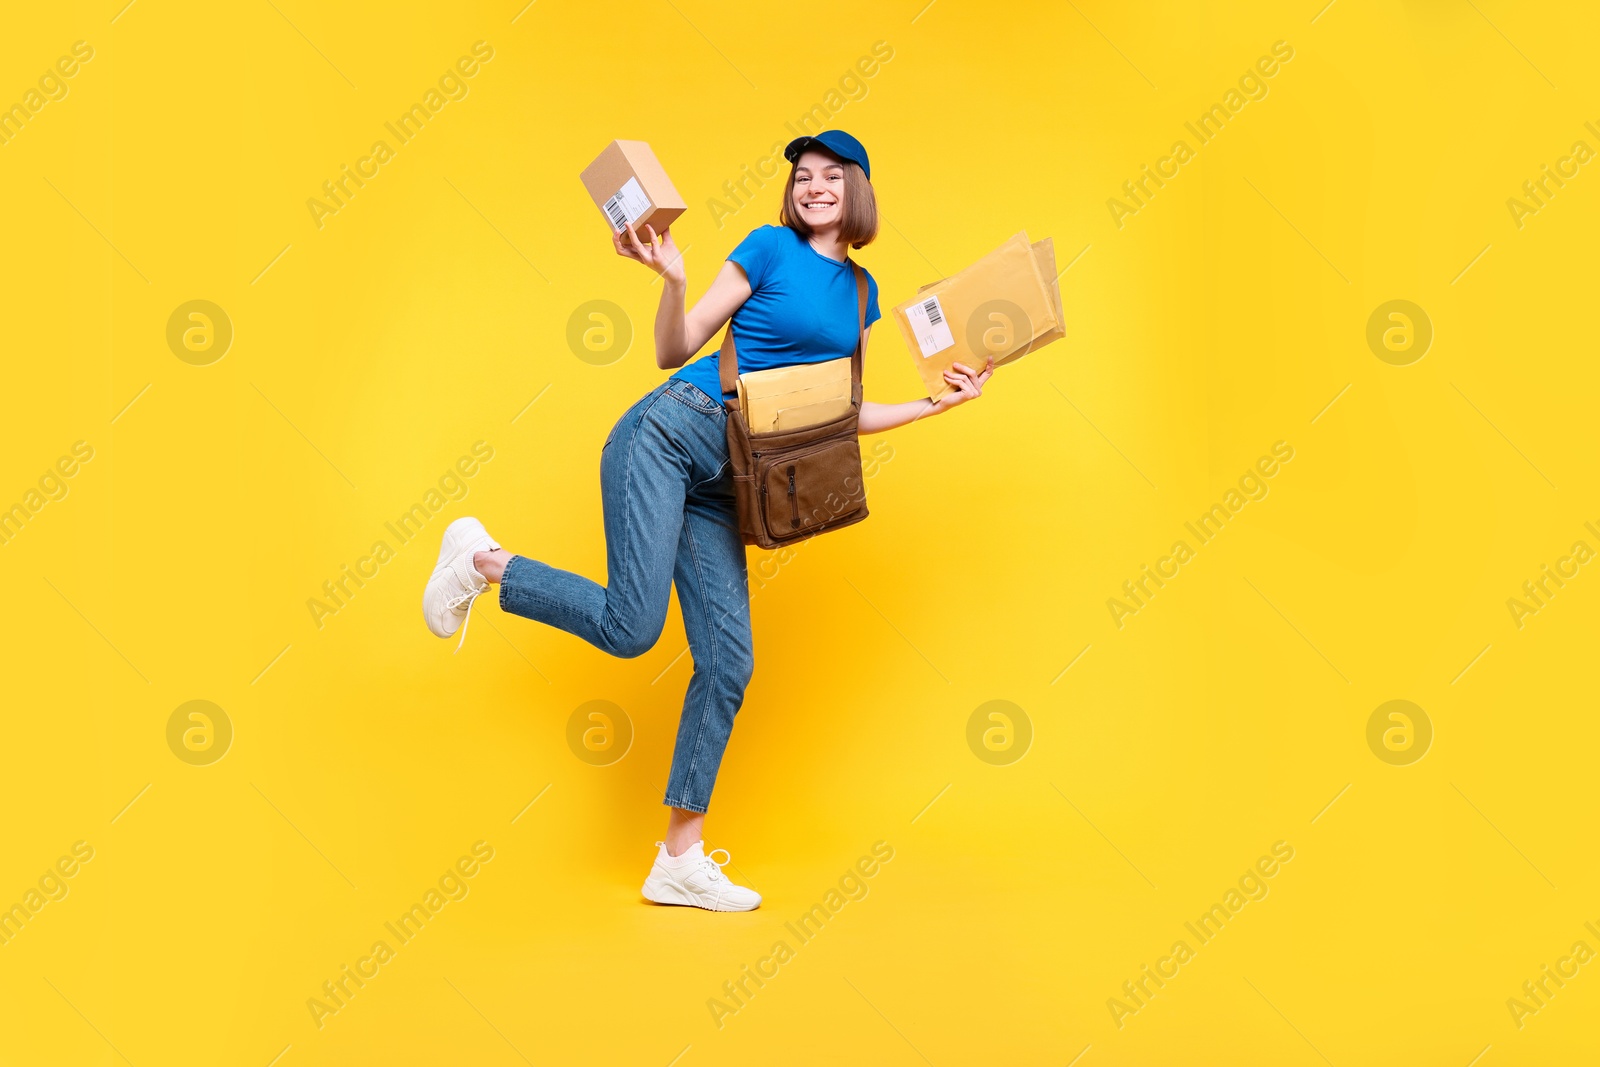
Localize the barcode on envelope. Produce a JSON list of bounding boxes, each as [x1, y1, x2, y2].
[[905, 295, 955, 358]]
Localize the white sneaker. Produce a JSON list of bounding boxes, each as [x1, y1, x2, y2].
[[423, 517, 501, 649], [641, 841, 762, 912]]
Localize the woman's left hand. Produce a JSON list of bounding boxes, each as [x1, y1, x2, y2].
[[931, 355, 995, 413]]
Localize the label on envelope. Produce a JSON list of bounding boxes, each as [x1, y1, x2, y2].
[[602, 177, 651, 231], [905, 295, 955, 357]]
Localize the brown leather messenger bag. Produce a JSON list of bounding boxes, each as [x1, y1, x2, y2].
[[716, 263, 871, 549]]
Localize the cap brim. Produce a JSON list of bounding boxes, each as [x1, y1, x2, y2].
[[782, 135, 868, 178], [782, 136, 818, 162]]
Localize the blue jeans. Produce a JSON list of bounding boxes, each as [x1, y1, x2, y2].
[[498, 377, 753, 814]]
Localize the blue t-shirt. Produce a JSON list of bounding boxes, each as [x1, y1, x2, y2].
[[671, 224, 881, 401]]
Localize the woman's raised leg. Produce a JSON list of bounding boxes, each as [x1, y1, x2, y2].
[[422, 380, 694, 656], [494, 382, 697, 657]]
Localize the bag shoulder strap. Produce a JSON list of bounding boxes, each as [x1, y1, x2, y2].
[[848, 262, 867, 405], [717, 261, 869, 412]]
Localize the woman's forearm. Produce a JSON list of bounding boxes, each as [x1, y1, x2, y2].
[[859, 396, 943, 434], [654, 275, 690, 369]]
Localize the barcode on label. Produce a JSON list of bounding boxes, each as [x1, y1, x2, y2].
[[904, 294, 955, 358], [599, 176, 652, 232], [604, 196, 628, 228]]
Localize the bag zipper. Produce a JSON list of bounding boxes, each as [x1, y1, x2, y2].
[[787, 466, 799, 528], [751, 436, 864, 542]]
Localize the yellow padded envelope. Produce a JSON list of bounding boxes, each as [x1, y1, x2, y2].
[[892, 231, 1062, 402], [917, 236, 1064, 367], [736, 355, 853, 435]]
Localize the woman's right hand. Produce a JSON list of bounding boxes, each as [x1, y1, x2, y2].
[[614, 221, 684, 284]]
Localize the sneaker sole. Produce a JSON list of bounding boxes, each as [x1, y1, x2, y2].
[[640, 874, 760, 912]]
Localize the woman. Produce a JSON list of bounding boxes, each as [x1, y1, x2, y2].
[[422, 130, 993, 911]]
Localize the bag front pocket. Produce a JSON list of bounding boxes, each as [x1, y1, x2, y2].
[[756, 436, 866, 540]]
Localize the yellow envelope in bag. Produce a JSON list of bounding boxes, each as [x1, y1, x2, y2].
[[892, 231, 1062, 402], [737, 355, 853, 435], [774, 383, 853, 431]]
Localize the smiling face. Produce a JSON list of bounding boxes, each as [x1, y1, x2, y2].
[[791, 150, 847, 233], [778, 149, 879, 250]]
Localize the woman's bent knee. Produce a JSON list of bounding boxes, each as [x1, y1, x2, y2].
[[606, 620, 666, 659]]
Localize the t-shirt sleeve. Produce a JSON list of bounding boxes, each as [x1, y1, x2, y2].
[[728, 226, 777, 291], [865, 270, 881, 328]]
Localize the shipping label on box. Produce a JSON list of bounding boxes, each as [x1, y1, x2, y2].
[[600, 176, 652, 232]]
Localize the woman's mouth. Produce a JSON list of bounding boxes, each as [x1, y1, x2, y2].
[[802, 200, 836, 213]]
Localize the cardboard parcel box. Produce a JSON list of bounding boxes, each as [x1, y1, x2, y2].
[[580, 140, 686, 236], [892, 231, 1064, 401], [737, 355, 853, 435]]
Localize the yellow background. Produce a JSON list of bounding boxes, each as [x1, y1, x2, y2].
[[3, 0, 1597, 1063]]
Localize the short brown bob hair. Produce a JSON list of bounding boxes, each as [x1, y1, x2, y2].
[[778, 151, 878, 250]]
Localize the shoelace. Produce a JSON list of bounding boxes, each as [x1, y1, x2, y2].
[[698, 848, 733, 882], [655, 844, 734, 882], [444, 577, 488, 654]]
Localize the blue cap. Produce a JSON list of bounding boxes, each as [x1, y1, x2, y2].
[[783, 130, 871, 180]]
